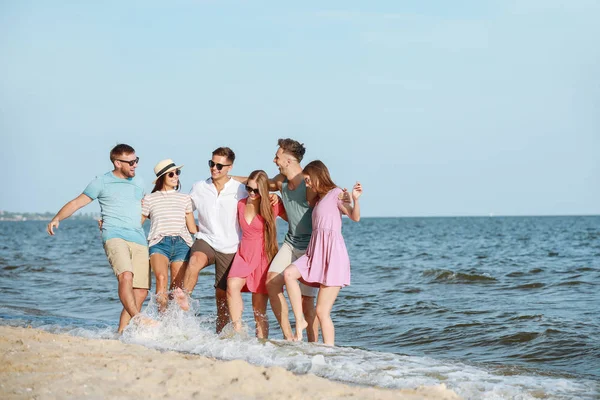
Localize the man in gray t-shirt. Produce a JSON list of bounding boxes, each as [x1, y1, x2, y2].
[[266, 138, 319, 342]]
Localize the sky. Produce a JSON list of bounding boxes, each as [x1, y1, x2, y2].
[[1, 0, 598, 217]]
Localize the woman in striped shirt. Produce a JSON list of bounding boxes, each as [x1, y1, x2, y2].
[[142, 159, 197, 312]]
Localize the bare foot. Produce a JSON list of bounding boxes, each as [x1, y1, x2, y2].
[[132, 315, 159, 328], [173, 288, 190, 311], [294, 318, 308, 342], [156, 292, 168, 313], [232, 320, 242, 333]]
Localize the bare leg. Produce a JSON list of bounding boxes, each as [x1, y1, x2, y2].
[[226, 277, 246, 333], [252, 293, 269, 339], [182, 252, 209, 294], [117, 273, 150, 333], [170, 261, 186, 290], [316, 286, 341, 346], [151, 254, 169, 312], [266, 271, 294, 340], [283, 265, 307, 341], [302, 295, 319, 343], [215, 288, 230, 334]]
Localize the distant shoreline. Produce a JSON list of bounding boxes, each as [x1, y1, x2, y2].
[[0, 211, 99, 222], [1, 212, 598, 222]]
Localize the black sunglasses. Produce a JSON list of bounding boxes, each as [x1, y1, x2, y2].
[[208, 160, 232, 170], [245, 185, 260, 195], [167, 169, 181, 178], [117, 157, 139, 166]]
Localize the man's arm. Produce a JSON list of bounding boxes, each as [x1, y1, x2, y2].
[[230, 175, 248, 184], [268, 173, 285, 192], [47, 193, 93, 235]]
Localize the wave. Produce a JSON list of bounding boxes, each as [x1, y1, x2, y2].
[[423, 269, 497, 284]]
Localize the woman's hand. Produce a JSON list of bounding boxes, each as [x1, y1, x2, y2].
[[352, 182, 362, 201]]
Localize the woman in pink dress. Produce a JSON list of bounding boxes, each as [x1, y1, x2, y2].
[[283, 160, 362, 345], [227, 170, 286, 338]]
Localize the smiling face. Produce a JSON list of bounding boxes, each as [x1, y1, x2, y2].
[[209, 155, 232, 180], [163, 168, 180, 190], [246, 178, 261, 200], [114, 152, 138, 178], [273, 147, 295, 175]]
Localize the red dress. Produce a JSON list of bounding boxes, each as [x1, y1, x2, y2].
[[228, 199, 283, 294]]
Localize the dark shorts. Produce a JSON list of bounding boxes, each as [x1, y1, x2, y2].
[[149, 236, 191, 263], [190, 239, 235, 291]]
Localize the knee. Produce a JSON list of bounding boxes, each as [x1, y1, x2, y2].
[[315, 304, 329, 321], [188, 253, 206, 271], [266, 275, 282, 293], [155, 272, 168, 286], [118, 271, 134, 284], [226, 284, 237, 298], [282, 268, 295, 282], [302, 296, 315, 310]]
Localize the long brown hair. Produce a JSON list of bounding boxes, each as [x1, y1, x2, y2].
[[151, 173, 181, 193], [302, 160, 337, 199], [248, 170, 279, 262]]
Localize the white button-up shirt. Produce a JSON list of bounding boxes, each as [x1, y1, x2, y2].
[[189, 177, 248, 253]]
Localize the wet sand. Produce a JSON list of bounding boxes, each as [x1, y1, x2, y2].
[[0, 325, 460, 399]]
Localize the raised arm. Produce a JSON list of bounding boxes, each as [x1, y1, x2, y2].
[[47, 193, 93, 235], [338, 182, 362, 222], [268, 173, 285, 192], [231, 175, 248, 185]]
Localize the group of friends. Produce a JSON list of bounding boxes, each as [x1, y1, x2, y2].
[[46, 139, 362, 345]]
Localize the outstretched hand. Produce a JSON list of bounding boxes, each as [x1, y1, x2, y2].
[[47, 219, 59, 236]]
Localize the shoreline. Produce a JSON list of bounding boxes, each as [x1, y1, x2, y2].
[[0, 325, 460, 399]]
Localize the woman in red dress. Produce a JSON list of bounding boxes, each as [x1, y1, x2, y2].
[[227, 170, 286, 338]]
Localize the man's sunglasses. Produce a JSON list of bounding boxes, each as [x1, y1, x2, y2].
[[208, 160, 232, 170], [167, 169, 181, 178], [246, 185, 260, 195], [117, 157, 139, 166]]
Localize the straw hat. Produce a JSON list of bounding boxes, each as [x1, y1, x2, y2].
[[152, 159, 184, 183]]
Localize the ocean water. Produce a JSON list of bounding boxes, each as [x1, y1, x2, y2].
[[0, 216, 598, 399]]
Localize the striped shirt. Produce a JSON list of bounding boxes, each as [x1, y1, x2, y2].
[[141, 191, 194, 247]]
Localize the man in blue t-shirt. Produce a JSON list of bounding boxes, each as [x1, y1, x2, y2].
[[47, 144, 153, 333]]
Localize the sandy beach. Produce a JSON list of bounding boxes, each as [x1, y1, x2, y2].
[[0, 325, 460, 400]]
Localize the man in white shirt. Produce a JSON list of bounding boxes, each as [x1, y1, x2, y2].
[[183, 147, 247, 333]]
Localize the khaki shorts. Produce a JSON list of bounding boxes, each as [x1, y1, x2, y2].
[[103, 238, 151, 289], [269, 241, 318, 297], [190, 239, 235, 291]]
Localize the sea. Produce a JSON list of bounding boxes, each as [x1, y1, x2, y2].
[[0, 216, 598, 399]]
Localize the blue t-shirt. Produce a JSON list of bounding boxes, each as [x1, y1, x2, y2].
[[83, 171, 146, 246]]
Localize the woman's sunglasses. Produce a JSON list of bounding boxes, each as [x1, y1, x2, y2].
[[208, 160, 232, 170], [245, 185, 260, 195], [167, 169, 181, 178]]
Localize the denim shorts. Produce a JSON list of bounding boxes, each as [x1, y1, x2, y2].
[[149, 236, 191, 263]]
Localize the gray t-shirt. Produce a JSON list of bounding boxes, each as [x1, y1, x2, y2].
[[281, 179, 313, 250]]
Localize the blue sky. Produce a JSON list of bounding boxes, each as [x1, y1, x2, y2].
[[1, 0, 598, 217]]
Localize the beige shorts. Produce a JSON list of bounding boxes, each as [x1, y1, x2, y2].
[[269, 242, 318, 297], [104, 238, 151, 289]]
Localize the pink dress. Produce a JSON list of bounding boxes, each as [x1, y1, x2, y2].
[[293, 187, 351, 287], [228, 199, 283, 294]]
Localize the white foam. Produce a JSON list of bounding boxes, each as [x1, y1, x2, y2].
[[19, 294, 599, 400]]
